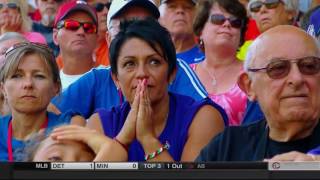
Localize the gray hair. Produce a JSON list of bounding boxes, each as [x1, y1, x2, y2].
[[244, 37, 261, 73], [0, 32, 27, 43], [248, 0, 300, 21]]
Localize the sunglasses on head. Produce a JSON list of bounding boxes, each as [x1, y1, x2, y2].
[[57, 20, 97, 34], [5, 42, 52, 58], [249, 0, 283, 13], [209, 14, 243, 29], [247, 56, 320, 79], [94, 2, 111, 12], [0, 3, 19, 10]]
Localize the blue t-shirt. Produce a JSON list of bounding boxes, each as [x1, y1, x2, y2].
[[52, 59, 208, 118], [96, 93, 228, 161], [176, 45, 204, 64], [0, 111, 78, 161]]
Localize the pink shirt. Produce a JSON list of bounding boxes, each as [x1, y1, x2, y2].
[[23, 32, 47, 44], [190, 64, 247, 126]]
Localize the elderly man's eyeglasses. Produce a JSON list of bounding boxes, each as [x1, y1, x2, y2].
[[94, 2, 111, 12], [247, 57, 320, 79], [0, 3, 18, 10], [249, 0, 283, 13], [209, 14, 243, 29], [57, 20, 97, 34], [5, 42, 53, 58]]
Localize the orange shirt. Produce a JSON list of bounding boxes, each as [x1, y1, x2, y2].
[[56, 40, 109, 69]]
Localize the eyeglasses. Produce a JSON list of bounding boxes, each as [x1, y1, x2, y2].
[[249, 0, 283, 13], [94, 2, 111, 12], [247, 56, 320, 79], [5, 42, 53, 58], [209, 14, 243, 29], [57, 20, 97, 34], [0, 3, 19, 10]]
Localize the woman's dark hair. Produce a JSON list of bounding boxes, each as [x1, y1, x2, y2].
[[193, 0, 248, 50], [109, 17, 177, 78]]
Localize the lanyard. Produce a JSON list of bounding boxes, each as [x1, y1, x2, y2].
[[7, 116, 48, 161]]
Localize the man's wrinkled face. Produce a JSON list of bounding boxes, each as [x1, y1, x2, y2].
[[248, 30, 320, 127]]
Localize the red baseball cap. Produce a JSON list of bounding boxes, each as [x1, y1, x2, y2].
[[54, 0, 98, 28]]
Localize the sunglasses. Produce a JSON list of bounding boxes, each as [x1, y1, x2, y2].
[[5, 42, 53, 58], [57, 20, 97, 34], [249, 0, 283, 13], [248, 56, 320, 79], [0, 3, 19, 10], [209, 14, 243, 29], [94, 2, 111, 12]]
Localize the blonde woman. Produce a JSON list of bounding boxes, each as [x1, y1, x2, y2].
[[0, 42, 84, 161]]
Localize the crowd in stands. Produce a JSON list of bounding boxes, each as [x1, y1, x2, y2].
[[0, 0, 320, 162]]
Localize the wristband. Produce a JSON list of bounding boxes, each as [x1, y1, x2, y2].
[[144, 141, 170, 161]]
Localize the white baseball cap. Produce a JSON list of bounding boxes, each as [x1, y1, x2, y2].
[[107, 0, 160, 29]]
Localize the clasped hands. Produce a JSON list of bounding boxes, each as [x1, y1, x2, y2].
[[116, 78, 156, 148]]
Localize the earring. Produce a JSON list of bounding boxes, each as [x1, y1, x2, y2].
[[199, 38, 204, 49]]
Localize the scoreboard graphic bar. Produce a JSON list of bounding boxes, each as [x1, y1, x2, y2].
[[4, 162, 320, 180]]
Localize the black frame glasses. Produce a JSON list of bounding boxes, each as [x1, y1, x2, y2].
[[57, 19, 97, 34], [247, 56, 320, 79], [94, 2, 111, 12], [0, 3, 19, 10], [249, 0, 283, 13], [5, 42, 53, 58], [209, 14, 243, 29]]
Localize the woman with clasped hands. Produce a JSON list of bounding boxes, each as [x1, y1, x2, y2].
[[87, 18, 226, 162]]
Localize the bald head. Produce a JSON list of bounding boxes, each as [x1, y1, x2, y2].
[[239, 25, 320, 135], [245, 25, 320, 71]]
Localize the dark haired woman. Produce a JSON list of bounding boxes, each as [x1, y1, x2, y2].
[[88, 18, 226, 161], [191, 0, 248, 126]]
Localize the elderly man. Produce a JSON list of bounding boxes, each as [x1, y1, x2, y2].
[[159, 0, 204, 64], [242, 0, 301, 125], [50, 0, 228, 125], [196, 25, 320, 161]]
